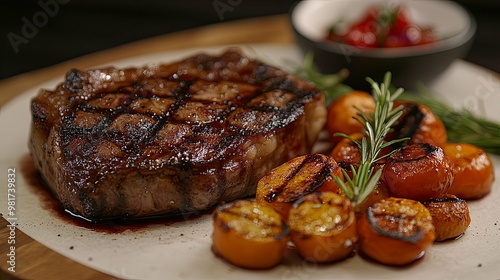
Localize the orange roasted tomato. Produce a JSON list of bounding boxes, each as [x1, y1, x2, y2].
[[422, 194, 471, 241], [212, 200, 289, 269], [355, 180, 390, 216], [444, 143, 495, 200], [383, 143, 454, 201], [387, 101, 447, 149], [256, 154, 344, 220], [357, 197, 435, 266], [326, 91, 375, 144], [288, 192, 357, 263], [330, 132, 363, 168]]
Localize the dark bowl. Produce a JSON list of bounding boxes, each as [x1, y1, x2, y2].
[[290, 0, 476, 91]]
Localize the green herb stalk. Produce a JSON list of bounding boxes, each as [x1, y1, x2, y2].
[[294, 52, 500, 155], [333, 73, 407, 206], [399, 89, 500, 155]]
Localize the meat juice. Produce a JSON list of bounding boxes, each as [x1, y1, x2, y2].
[[19, 153, 210, 234]]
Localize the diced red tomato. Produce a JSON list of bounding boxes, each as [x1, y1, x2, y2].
[[325, 5, 437, 48]]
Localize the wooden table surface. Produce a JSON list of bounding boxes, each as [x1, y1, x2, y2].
[[0, 14, 295, 280]]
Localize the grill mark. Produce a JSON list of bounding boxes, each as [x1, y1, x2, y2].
[[425, 195, 464, 204], [64, 68, 85, 93], [132, 79, 193, 149], [268, 102, 304, 131], [391, 142, 437, 163], [66, 71, 305, 155], [77, 79, 194, 156], [367, 208, 424, 244], [265, 156, 308, 201], [32, 49, 326, 221], [42, 49, 325, 221], [265, 154, 331, 202], [62, 72, 302, 167], [217, 207, 283, 232], [392, 103, 424, 148]]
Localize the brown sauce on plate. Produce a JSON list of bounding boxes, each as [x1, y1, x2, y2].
[[19, 153, 211, 234]]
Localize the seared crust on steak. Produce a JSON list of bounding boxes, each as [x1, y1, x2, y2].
[[29, 48, 327, 221]]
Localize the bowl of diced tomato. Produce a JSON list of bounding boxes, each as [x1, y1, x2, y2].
[[289, 0, 476, 90]]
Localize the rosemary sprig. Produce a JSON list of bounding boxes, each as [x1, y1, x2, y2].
[[399, 87, 500, 155], [333, 73, 407, 206], [293, 53, 500, 156]]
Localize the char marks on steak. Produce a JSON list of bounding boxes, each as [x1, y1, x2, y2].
[[29, 48, 327, 221]]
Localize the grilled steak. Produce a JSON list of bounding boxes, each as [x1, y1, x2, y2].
[[29, 48, 327, 221]]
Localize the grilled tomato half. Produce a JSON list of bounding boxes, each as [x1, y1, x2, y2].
[[383, 143, 454, 201], [444, 143, 495, 200], [387, 101, 447, 149], [326, 91, 375, 144], [357, 197, 435, 266], [212, 200, 289, 269], [288, 192, 357, 263], [256, 154, 343, 220], [422, 194, 471, 241]]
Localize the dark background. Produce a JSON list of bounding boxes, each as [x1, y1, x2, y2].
[[1, 0, 499, 80]]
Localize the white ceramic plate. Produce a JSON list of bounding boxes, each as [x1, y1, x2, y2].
[[1, 44, 499, 280]]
